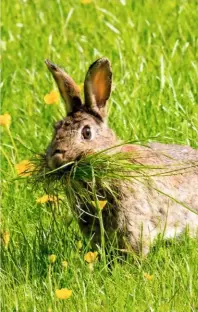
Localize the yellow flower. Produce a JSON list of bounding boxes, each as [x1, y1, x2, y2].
[[15, 160, 35, 177], [81, 0, 92, 3], [36, 194, 58, 204], [2, 231, 10, 249], [48, 254, 57, 264], [0, 113, 11, 129], [84, 251, 98, 263], [55, 288, 72, 299], [62, 260, 68, 269], [44, 90, 59, 104], [80, 0, 93, 4], [91, 200, 107, 210], [76, 240, 83, 250], [143, 273, 153, 281]]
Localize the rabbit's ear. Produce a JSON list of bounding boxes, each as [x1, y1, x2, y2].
[[45, 59, 82, 114], [84, 58, 112, 117]]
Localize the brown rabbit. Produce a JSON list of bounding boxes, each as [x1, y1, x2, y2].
[[45, 58, 198, 255]]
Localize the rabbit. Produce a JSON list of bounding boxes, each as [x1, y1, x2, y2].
[[45, 57, 198, 255]]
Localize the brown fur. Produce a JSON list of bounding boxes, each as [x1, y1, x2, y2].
[[45, 58, 198, 255]]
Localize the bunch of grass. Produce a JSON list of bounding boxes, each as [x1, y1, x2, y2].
[[30, 145, 153, 196], [29, 143, 197, 213]]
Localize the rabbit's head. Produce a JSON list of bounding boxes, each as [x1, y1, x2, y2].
[[45, 58, 117, 169]]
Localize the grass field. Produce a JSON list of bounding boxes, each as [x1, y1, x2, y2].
[[1, 0, 198, 311]]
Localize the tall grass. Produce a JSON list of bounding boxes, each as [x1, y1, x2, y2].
[[1, 0, 198, 311]]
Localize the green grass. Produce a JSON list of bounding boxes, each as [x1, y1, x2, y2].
[[1, 0, 198, 311]]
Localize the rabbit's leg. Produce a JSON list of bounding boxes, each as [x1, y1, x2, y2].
[[125, 221, 159, 256]]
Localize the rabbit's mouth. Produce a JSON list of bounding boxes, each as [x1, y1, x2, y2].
[[46, 141, 87, 174], [47, 150, 65, 169], [47, 150, 83, 173], [47, 156, 74, 176]]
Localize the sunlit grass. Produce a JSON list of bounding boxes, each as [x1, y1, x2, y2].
[[1, 0, 198, 311]]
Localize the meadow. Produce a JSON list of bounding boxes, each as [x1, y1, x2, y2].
[[1, 0, 198, 311]]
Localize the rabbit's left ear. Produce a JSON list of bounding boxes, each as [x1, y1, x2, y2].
[[45, 59, 82, 114], [84, 58, 112, 117]]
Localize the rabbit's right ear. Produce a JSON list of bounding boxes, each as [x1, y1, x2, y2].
[[45, 60, 82, 114], [84, 58, 112, 118]]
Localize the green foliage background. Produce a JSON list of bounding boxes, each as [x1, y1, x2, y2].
[[1, 0, 198, 311]]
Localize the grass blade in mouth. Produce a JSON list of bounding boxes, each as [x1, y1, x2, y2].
[[43, 161, 75, 176], [27, 143, 198, 217]]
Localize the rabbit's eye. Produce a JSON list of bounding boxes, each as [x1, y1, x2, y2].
[[82, 125, 92, 140]]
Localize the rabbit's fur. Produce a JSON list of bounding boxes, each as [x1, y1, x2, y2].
[[45, 58, 198, 255]]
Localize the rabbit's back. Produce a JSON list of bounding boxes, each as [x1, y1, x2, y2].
[[149, 142, 198, 163]]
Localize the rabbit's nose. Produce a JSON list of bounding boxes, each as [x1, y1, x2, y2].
[[48, 150, 66, 169], [52, 149, 66, 156]]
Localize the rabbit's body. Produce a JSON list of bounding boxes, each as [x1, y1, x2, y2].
[[45, 58, 198, 254], [116, 143, 198, 253]]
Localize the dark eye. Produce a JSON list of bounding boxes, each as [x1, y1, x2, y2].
[[82, 125, 92, 140]]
